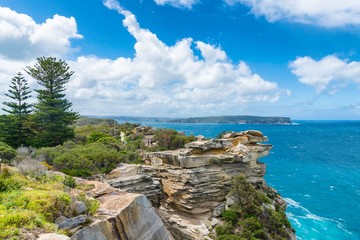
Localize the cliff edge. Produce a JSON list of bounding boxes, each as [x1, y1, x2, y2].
[[106, 130, 296, 239]]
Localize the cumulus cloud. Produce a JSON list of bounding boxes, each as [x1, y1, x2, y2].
[[290, 55, 360, 93], [0, 7, 82, 59], [153, 0, 199, 9], [1, 1, 286, 117], [62, 0, 285, 116], [225, 0, 360, 27]]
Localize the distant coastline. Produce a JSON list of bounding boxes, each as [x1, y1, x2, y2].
[[168, 115, 291, 124], [86, 115, 291, 124]]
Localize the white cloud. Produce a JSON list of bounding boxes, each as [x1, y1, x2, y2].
[[153, 0, 199, 9], [1, 1, 287, 117], [226, 0, 360, 27], [0, 7, 82, 60], [290, 55, 360, 93], [62, 0, 285, 116]]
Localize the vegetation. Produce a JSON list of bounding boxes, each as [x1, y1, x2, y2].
[[151, 128, 195, 151], [0, 142, 16, 163], [32, 120, 142, 177], [1, 57, 77, 148], [0, 166, 99, 239], [1, 72, 33, 147], [25, 57, 78, 147], [2, 72, 32, 116], [215, 175, 293, 240]]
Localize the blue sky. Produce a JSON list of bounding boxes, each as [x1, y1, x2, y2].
[[1, 0, 360, 119]]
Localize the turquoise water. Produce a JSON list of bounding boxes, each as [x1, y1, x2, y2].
[[137, 121, 360, 240]]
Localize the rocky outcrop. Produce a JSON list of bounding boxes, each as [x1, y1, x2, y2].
[[70, 180, 172, 240], [106, 130, 295, 239]]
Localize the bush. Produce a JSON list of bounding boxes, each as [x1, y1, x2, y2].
[[0, 142, 16, 163], [217, 234, 244, 240], [53, 142, 124, 177], [152, 129, 195, 150], [222, 209, 240, 224], [26, 191, 70, 220], [0, 174, 24, 192], [63, 175, 76, 188], [87, 131, 111, 143], [13, 157, 47, 178], [215, 222, 233, 235], [35, 145, 68, 165]]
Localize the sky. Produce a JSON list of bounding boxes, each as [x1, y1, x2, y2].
[[1, 0, 360, 120]]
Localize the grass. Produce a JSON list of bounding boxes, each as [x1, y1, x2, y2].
[[0, 168, 99, 239]]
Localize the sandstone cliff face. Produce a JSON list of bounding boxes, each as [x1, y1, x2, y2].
[[106, 130, 295, 239], [70, 180, 172, 240]]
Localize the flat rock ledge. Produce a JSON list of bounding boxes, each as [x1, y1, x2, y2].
[[105, 130, 297, 239]]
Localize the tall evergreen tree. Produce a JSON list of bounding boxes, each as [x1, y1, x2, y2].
[[2, 72, 32, 115], [1, 72, 33, 147], [26, 57, 78, 147]]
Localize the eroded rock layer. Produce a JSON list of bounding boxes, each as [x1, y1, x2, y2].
[[106, 130, 295, 239]]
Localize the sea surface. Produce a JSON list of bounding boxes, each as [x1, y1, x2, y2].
[[135, 120, 360, 240]]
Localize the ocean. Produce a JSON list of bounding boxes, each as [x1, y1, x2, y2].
[[138, 120, 360, 240]]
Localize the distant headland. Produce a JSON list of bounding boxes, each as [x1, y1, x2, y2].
[[90, 115, 292, 124], [169, 115, 291, 124]]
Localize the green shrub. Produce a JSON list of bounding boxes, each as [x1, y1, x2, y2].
[[215, 222, 233, 235], [0, 173, 27, 192], [152, 129, 195, 150], [63, 175, 76, 188], [35, 145, 68, 165], [12, 190, 71, 221], [87, 131, 111, 143], [240, 216, 262, 232], [217, 234, 245, 240], [0, 142, 16, 163], [53, 142, 123, 177], [222, 209, 240, 224]]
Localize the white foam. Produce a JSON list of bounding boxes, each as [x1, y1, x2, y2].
[[284, 198, 353, 236]]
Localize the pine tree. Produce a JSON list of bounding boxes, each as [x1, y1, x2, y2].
[[1, 72, 33, 147], [26, 56, 78, 147], [2, 72, 32, 115]]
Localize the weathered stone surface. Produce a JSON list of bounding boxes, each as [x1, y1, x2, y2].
[[71, 180, 172, 240], [74, 201, 87, 215], [56, 215, 86, 230], [213, 203, 225, 217], [105, 130, 284, 239], [37, 233, 70, 240], [106, 164, 162, 206], [211, 218, 219, 227]]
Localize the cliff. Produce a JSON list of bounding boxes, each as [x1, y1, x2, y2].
[[105, 130, 295, 239]]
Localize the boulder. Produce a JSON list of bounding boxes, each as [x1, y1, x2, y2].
[[56, 215, 87, 230], [212, 203, 225, 218], [71, 180, 172, 240], [74, 201, 87, 215]]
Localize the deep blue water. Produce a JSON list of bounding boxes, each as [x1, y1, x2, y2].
[[137, 120, 360, 240]]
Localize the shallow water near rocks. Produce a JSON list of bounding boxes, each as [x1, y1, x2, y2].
[[133, 120, 360, 240]]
